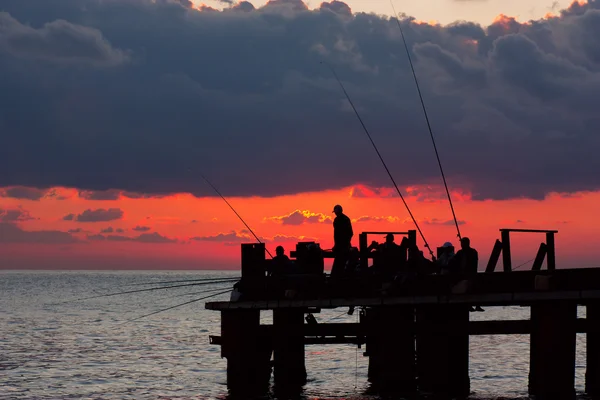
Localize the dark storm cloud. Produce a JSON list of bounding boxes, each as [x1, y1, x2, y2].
[[0, 187, 49, 201], [65, 208, 124, 222], [0, 208, 35, 223], [79, 190, 121, 201], [191, 231, 252, 242], [0, 12, 129, 66], [0, 223, 79, 244], [1, 1, 600, 200], [266, 210, 332, 225], [87, 232, 177, 243]]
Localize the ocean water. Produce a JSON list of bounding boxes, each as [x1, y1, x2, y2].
[[0, 270, 590, 399]]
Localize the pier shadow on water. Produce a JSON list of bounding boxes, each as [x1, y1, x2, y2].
[[219, 385, 594, 400]]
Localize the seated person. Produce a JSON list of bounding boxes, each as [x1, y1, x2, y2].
[[269, 245, 292, 276]]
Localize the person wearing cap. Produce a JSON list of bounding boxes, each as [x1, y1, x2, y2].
[[379, 233, 402, 278], [331, 204, 353, 277], [437, 241, 456, 275]]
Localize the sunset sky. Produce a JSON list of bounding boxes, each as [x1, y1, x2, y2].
[[1, 0, 599, 270]]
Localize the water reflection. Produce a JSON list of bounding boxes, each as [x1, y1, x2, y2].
[[0, 271, 592, 400]]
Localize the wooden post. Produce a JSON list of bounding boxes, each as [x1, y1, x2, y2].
[[415, 305, 470, 397], [501, 230, 512, 272], [485, 239, 503, 273], [359, 233, 369, 270], [531, 242, 548, 271], [221, 310, 271, 395], [586, 302, 600, 396], [546, 232, 556, 271], [529, 302, 576, 399], [366, 307, 416, 395], [408, 230, 417, 248], [273, 309, 307, 389]]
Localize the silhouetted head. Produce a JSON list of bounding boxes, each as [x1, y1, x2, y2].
[[276, 245, 284, 256], [385, 233, 394, 244], [333, 204, 343, 216], [442, 241, 453, 253], [460, 237, 471, 250]]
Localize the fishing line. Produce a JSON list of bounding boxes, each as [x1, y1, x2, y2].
[[322, 61, 435, 259], [166, 285, 233, 299], [389, 0, 463, 241], [513, 258, 536, 271], [119, 276, 240, 287], [58, 279, 238, 304], [118, 289, 232, 324], [200, 173, 274, 259], [323, 309, 350, 323]]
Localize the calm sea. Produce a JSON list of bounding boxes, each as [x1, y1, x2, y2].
[[0, 270, 590, 399]]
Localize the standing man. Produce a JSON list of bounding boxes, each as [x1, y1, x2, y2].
[[331, 204, 353, 277], [453, 237, 483, 311]]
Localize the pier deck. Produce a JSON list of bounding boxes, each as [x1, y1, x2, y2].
[[205, 232, 600, 399]]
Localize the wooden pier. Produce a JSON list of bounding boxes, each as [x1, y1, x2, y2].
[[206, 229, 600, 399]]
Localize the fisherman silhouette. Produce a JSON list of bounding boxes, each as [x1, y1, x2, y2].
[[269, 245, 291, 276], [454, 237, 478, 276], [438, 241, 455, 275], [453, 237, 483, 312], [379, 233, 402, 278], [331, 204, 353, 278]]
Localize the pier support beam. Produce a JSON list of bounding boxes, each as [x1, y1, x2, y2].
[[366, 307, 416, 395], [529, 302, 576, 400], [416, 305, 470, 398], [273, 309, 307, 389], [221, 310, 272, 396], [586, 302, 600, 396]]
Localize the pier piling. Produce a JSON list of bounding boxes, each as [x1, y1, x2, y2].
[[366, 306, 416, 394], [587, 302, 600, 396], [416, 305, 470, 397], [529, 302, 577, 400], [273, 309, 307, 388], [221, 310, 271, 395]]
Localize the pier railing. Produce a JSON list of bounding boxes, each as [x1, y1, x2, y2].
[[486, 228, 558, 272]]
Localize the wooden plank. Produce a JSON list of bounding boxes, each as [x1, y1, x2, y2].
[[500, 228, 559, 233]]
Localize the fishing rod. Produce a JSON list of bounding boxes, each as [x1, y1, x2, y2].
[[388, 0, 462, 241], [322, 61, 435, 260], [120, 276, 240, 288], [200, 173, 274, 259], [164, 285, 235, 300], [59, 278, 238, 303], [118, 289, 232, 324]]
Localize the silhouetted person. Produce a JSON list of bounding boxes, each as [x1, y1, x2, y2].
[[437, 241, 455, 275], [453, 237, 483, 311], [454, 237, 478, 276], [379, 233, 402, 278], [331, 204, 353, 278], [406, 246, 434, 277], [269, 245, 291, 276]]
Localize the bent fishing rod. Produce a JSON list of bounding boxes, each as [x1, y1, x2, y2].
[[322, 61, 435, 260], [200, 173, 274, 259], [389, 0, 462, 241]]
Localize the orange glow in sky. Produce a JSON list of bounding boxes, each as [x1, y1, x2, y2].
[[1, 185, 599, 270]]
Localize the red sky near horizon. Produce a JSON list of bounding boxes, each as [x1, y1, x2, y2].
[[1, 184, 598, 270], [1, 0, 599, 271]]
